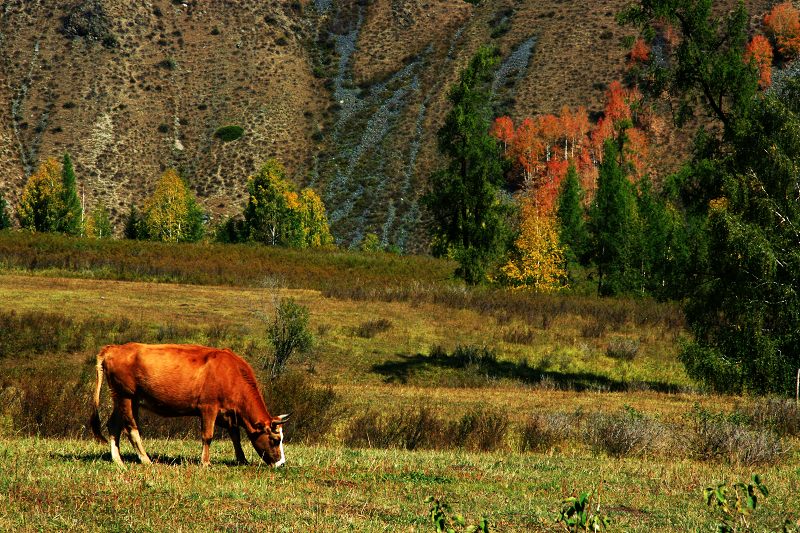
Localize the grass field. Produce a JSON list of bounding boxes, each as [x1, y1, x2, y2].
[[0, 234, 798, 531], [1, 438, 798, 532]]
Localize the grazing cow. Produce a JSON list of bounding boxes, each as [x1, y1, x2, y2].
[[89, 343, 290, 468]]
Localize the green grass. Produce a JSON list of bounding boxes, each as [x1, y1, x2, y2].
[[0, 437, 797, 532]]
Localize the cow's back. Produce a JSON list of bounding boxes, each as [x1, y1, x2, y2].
[[102, 343, 237, 416]]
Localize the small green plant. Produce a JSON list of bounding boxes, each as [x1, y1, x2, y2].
[[557, 490, 610, 532], [214, 125, 244, 142], [266, 297, 313, 378], [704, 474, 769, 532], [425, 496, 489, 533], [361, 232, 382, 252]]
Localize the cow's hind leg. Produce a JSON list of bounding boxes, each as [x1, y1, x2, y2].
[[199, 407, 218, 467], [124, 400, 151, 465], [106, 408, 125, 468]]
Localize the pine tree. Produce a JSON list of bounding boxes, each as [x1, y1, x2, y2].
[[556, 164, 588, 265], [587, 135, 641, 296], [424, 45, 511, 284], [0, 195, 11, 230], [123, 204, 142, 239], [58, 153, 82, 235]]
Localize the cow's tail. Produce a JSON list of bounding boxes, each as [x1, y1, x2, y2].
[[89, 346, 111, 444]]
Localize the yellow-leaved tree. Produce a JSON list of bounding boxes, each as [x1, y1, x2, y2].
[[298, 188, 333, 248], [142, 169, 204, 242], [500, 196, 567, 292], [17, 158, 65, 232]]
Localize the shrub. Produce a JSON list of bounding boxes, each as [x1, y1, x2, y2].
[[214, 125, 244, 142], [737, 397, 800, 438], [451, 407, 509, 452], [519, 412, 573, 452], [687, 406, 789, 466], [265, 298, 313, 378], [354, 318, 392, 338], [342, 405, 447, 450], [587, 406, 663, 457], [262, 371, 337, 444], [502, 327, 536, 345]]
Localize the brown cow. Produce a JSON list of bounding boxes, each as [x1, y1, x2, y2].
[[89, 343, 290, 468]]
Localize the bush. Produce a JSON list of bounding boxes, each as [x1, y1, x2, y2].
[[265, 298, 313, 378], [451, 407, 509, 452], [737, 397, 800, 438], [262, 372, 337, 444], [687, 406, 789, 465], [214, 125, 244, 142], [519, 412, 573, 452], [605, 337, 639, 361], [587, 406, 663, 457], [342, 405, 447, 450]]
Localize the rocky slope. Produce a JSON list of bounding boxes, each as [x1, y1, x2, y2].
[[0, 0, 771, 249]]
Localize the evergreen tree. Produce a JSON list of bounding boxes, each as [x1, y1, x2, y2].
[[123, 204, 142, 240], [17, 158, 65, 232], [556, 164, 589, 265], [58, 153, 82, 235], [423, 46, 510, 284], [0, 195, 10, 230], [587, 135, 641, 296]]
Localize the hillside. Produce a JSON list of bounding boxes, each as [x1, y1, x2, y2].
[[0, 0, 773, 249]]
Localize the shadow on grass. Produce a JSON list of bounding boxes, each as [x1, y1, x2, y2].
[[51, 450, 246, 467], [372, 352, 682, 393]]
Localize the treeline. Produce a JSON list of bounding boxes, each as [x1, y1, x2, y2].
[[0, 157, 333, 251], [425, 0, 800, 395]]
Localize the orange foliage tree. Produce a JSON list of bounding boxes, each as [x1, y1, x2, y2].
[[629, 37, 651, 63], [764, 1, 800, 59], [745, 35, 773, 88]]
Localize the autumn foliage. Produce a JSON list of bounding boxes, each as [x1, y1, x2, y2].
[[629, 37, 650, 64], [745, 35, 773, 88], [764, 2, 800, 59]]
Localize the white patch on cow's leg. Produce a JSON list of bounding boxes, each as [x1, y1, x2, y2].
[[273, 427, 286, 468], [110, 434, 124, 468], [128, 429, 152, 464], [201, 440, 211, 467]]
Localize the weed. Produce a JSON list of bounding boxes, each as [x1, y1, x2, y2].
[[704, 475, 769, 532], [425, 496, 489, 532], [557, 490, 610, 532], [737, 398, 800, 438], [451, 408, 509, 452]]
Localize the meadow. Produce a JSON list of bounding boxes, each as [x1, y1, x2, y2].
[[0, 233, 798, 531]]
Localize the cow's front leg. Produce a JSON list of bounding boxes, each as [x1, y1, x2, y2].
[[199, 407, 218, 467], [227, 426, 248, 465]]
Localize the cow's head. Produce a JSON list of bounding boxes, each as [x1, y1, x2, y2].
[[249, 414, 290, 467]]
